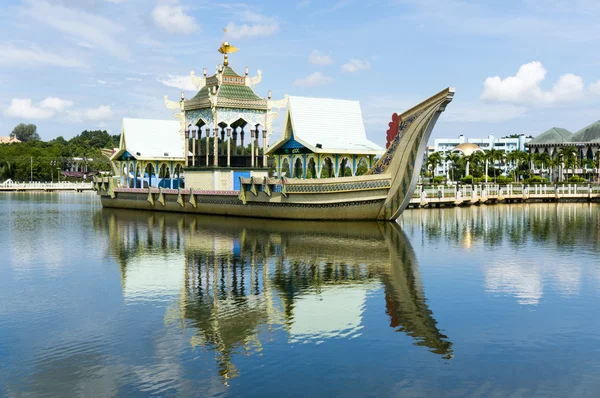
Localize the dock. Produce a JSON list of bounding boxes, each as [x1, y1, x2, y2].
[[0, 182, 93, 192], [410, 184, 600, 208]]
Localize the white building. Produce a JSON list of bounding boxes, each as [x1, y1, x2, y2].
[[432, 134, 531, 176]]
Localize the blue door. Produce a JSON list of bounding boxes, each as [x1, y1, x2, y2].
[[233, 171, 251, 190]]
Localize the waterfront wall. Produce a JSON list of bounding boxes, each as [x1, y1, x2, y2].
[[410, 184, 600, 208]]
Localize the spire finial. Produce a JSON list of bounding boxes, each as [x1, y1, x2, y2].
[[218, 41, 239, 67]]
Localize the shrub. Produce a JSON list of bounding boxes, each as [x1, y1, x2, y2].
[[567, 175, 586, 183], [460, 175, 474, 183], [433, 176, 445, 184], [526, 176, 548, 184], [496, 175, 508, 184]]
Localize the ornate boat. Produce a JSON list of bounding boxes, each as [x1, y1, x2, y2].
[[95, 87, 454, 221]]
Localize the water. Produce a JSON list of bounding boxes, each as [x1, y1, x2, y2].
[[1, 193, 600, 397]]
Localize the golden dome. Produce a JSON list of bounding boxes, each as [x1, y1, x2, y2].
[[452, 143, 485, 156]]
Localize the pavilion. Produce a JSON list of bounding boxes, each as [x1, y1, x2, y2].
[[266, 96, 384, 178], [110, 118, 186, 188]]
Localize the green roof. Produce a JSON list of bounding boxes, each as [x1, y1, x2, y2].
[[528, 127, 572, 144], [222, 65, 241, 77], [191, 85, 210, 101], [570, 120, 600, 143], [218, 84, 263, 102]]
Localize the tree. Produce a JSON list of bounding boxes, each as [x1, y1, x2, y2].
[[11, 123, 40, 142], [426, 152, 444, 178], [445, 152, 461, 182], [485, 148, 504, 182], [558, 146, 578, 180]]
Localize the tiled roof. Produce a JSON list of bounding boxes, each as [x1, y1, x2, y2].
[[528, 127, 572, 145], [268, 96, 384, 155], [570, 121, 600, 143]]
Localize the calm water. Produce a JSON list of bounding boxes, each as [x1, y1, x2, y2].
[[1, 194, 600, 397]]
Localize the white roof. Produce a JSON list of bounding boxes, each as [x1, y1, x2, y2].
[[270, 96, 383, 155], [117, 118, 184, 160]]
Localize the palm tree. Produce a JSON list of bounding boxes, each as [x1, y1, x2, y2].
[[470, 151, 485, 177], [485, 148, 502, 183], [506, 150, 522, 182], [446, 152, 461, 183], [532, 152, 551, 180], [426, 152, 444, 178], [558, 146, 577, 180], [582, 158, 594, 181]]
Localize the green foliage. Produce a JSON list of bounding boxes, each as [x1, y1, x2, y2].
[[526, 176, 548, 184], [0, 127, 117, 181], [567, 175, 586, 183], [460, 175, 474, 183], [11, 123, 40, 142], [496, 175, 508, 184], [432, 176, 445, 184]]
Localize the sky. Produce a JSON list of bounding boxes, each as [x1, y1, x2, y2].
[[1, 0, 600, 148]]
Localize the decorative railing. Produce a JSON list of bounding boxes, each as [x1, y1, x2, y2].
[[187, 155, 265, 168], [0, 181, 93, 190]]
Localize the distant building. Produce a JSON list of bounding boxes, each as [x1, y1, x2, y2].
[[526, 121, 600, 180], [432, 134, 530, 176], [0, 136, 21, 144]]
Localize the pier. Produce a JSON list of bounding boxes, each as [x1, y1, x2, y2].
[[0, 182, 93, 192], [410, 184, 600, 208]]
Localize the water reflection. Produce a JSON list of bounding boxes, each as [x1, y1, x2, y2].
[[97, 210, 453, 383], [402, 203, 600, 305]]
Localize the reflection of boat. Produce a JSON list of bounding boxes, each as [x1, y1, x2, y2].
[[98, 209, 453, 382]]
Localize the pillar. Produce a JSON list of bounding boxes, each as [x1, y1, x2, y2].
[[213, 126, 219, 166], [205, 128, 210, 167], [185, 130, 189, 167], [222, 129, 227, 155], [226, 128, 232, 167], [250, 129, 255, 167], [262, 129, 267, 168], [240, 130, 245, 156], [192, 129, 196, 166], [232, 129, 238, 156]]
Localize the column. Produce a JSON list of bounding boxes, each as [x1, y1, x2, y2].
[[185, 129, 190, 167], [262, 129, 267, 168], [250, 129, 255, 167], [226, 128, 232, 167], [205, 128, 210, 167], [213, 126, 219, 167], [220, 129, 225, 155], [192, 129, 196, 166], [240, 130, 245, 156], [232, 129, 238, 156]]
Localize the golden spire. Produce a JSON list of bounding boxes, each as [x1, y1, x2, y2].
[[218, 39, 239, 66]]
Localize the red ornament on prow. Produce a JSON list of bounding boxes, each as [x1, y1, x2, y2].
[[386, 113, 401, 149]]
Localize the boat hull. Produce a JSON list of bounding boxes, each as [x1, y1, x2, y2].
[[99, 188, 387, 220]]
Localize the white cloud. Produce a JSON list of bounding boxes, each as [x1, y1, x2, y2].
[[0, 43, 85, 68], [225, 11, 280, 39], [589, 80, 600, 95], [86, 105, 113, 121], [297, 0, 310, 8], [308, 50, 333, 66], [341, 59, 370, 73], [23, 0, 129, 59], [481, 61, 584, 106], [152, 1, 198, 34], [158, 75, 196, 91], [294, 72, 334, 87], [5, 99, 54, 119], [40, 97, 74, 112]]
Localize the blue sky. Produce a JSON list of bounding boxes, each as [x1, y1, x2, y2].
[[1, 0, 600, 147]]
